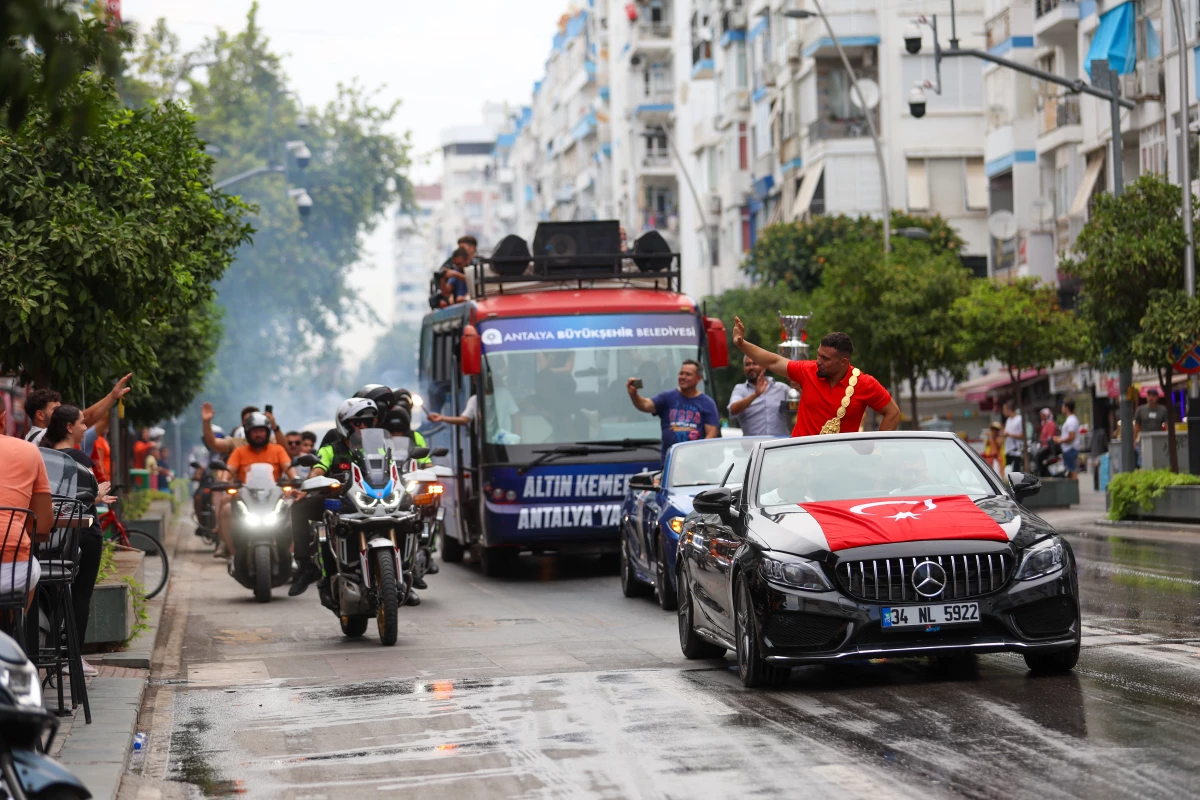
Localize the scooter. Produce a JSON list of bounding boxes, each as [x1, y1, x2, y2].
[[210, 462, 298, 603], [0, 632, 90, 800], [402, 455, 451, 584], [297, 429, 421, 646], [189, 460, 221, 548]]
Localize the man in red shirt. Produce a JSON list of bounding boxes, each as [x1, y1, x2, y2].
[[732, 317, 901, 437]]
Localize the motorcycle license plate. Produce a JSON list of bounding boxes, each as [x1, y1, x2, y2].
[[881, 602, 979, 629]]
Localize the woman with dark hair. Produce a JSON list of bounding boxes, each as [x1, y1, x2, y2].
[[41, 405, 113, 677]]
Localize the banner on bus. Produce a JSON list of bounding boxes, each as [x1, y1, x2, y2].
[[478, 313, 699, 353]]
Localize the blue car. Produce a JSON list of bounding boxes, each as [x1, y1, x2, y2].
[[619, 436, 775, 609]]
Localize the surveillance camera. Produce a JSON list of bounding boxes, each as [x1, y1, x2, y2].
[[908, 84, 927, 118], [904, 23, 923, 55], [631, 54, 642, 66], [296, 112, 310, 130], [294, 143, 312, 169], [293, 189, 313, 217]]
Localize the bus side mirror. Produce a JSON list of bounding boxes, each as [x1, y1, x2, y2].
[[704, 317, 729, 369], [461, 325, 481, 376]]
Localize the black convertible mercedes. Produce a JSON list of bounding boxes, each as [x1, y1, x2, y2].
[[675, 432, 1080, 687]]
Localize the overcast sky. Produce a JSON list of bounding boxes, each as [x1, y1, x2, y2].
[[121, 0, 570, 353]]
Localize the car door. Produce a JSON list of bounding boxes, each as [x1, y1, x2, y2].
[[689, 507, 742, 638]]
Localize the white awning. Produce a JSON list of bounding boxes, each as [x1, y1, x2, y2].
[[790, 161, 825, 220], [906, 159, 930, 211], [1069, 154, 1104, 217], [966, 157, 988, 210]]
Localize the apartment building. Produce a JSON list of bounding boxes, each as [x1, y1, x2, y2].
[[394, 184, 443, 325]]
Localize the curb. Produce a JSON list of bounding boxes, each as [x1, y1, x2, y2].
[[54, 499, 177, 800]]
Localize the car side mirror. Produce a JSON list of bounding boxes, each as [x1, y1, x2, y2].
[[431, 447, 449, 457], [629, 471, 657, 491], [693, 487, 734, 515], [410, 447, 431, 461], [210, 461, 230, 473], [1008, 471, 1041, 500], [293, 454, 319, 467]]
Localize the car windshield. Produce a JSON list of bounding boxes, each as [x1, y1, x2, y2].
[[475, 313, 701, 446], [669, 439, 761, 487], [755, 438, 998, 506]]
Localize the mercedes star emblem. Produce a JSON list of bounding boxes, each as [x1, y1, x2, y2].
[[911, 560, 947, 598]]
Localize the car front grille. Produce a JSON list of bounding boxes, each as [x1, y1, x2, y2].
[[1012, 597, 1077, 638], [835, 553, 1014, 602], [764, 614, 846, 650]]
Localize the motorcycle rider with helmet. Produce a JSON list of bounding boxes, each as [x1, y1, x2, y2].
[[219, 413, 298, 557], [382, 405, 439, 586], [288, 397, 378, 596]]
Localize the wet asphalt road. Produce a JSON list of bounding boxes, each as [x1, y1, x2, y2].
[[121, 525, 1200, 800]]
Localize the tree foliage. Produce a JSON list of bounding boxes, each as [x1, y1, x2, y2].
[[1130, 290, 1200, 471], [0, 1, 129, 132], [1063, 173, 1190, 368], [123, 7, 413, 426], [741, 211, 965, 292], [0, 68, 252, 407], [953, 278, 1084, 464], [814, 238, 973, 424]]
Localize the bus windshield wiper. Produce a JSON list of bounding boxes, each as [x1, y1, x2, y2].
[[519, 442, 643, 473], [577, 438, 661, 449]]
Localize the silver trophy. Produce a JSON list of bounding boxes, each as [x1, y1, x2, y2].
[[778, 311, 812, 411]]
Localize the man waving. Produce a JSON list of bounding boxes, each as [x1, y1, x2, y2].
[[732, 317, 900, 437]]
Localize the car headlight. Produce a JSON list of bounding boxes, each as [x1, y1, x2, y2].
[[667, 516, 685, 534], [1015, 537, 1065, 580], [1, 661, 42, 709], [760, 554, 833, 592]]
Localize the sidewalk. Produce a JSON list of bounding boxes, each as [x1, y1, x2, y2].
[[1034, 482, 1200, 544], [48, 499, 176, 800]]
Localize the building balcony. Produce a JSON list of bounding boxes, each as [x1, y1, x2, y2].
[[630, 21, 673, 58], [640, 150, 674, 176], [806, 114, 878, 147], [1037, 95, 1083, 153], [496, 167, 516, 185], [1034, 0, 1079, 42], [634, 88, 674, 118], [496, 202, 517, 220]]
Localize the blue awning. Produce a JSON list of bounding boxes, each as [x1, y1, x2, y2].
[[1084, 1, 1135, 80]]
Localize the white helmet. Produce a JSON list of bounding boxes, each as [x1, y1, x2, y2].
[[335, 397, 378, 437]]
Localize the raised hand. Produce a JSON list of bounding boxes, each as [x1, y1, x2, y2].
[[110, 373, 133, 400], [201, 401, 215, 423], [755, 374, 769, 397], [732, 316, 746, 348]]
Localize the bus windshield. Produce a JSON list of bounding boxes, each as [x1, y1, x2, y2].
[[475, 312, 701, 446]]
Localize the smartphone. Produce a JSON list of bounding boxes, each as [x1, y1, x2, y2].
[[265, 404, 273, 414], [631, 379, 644, 389]]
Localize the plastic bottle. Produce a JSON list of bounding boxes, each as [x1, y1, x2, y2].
[[133, 732, 147, 751]]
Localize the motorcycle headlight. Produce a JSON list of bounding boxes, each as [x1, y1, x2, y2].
[[352, 490, 376, 509], [760, 554, 833, 592], [1016, 537, 1065, 580], [667, 516, 685, 534], [0, 661, 42, 709], [405, 480, 419, 495], [244, 513, 263, 526], [383, 490, 402, 506]]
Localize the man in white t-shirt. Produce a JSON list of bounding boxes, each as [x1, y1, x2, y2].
[[427, 388, 521, 444], [1002, 403, 1025, 472], [1055, 398, 1081, 479]]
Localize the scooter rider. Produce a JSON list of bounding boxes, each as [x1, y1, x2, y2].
[[288, 397, 378, 597], [220, 413, 297, 557]]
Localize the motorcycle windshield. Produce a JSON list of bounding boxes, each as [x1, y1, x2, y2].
[[389, 435, 411, 463], [349, 428, 393, 489], [242, 463, 279, 505]]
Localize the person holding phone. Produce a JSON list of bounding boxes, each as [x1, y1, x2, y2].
[[626, 360, 719, 463]]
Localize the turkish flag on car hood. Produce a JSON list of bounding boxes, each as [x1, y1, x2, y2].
[[798, 495, 1009, 551]]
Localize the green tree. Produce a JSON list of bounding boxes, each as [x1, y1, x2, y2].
[[0, 68, 252, 401], [125, 8, 413, 426], [742, 211, 965, 292], [1, 1, 128, 131], [1062, 173, 1190, 369], [814, 237, 973, 425], [954, 278, 1084, 469], [1130, 290, 1200, 472]]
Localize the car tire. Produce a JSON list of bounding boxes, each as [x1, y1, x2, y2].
[[1023, 641, 1080, 674], [734, 577, 789, 688], [620, 538, 652, 598], [480, 546, 518, 578], [678, 562, 725, 659], [655, 534, 678, 611]]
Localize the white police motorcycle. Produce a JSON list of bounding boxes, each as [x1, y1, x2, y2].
[[300, 429, 421, 646]]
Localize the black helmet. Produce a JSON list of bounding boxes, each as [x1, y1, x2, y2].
[[382, 406, 411, 435], [355, 384, 396, 412], [393, 388, 413, 412]]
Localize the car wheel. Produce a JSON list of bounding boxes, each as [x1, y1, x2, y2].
[[655, 535, 678, 611], [1023, 641, 1080, 674], [734, 577, 789, 688], [620, 537, 651, 598], [480, 546, 518, 578], [678, 562, 725, 659]]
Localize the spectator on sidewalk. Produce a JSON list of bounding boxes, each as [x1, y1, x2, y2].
[[1133, 389, 1170, 447], [982, 422, 1005, 474], [1003, 403, 1025, 473], [1055, 399, 1081, 480], [626, 360, 720, 463], [0, 408, 53, 612], [727, 354, 791, 437], [23, 374, 133, 446], [1090, 423, 1110, 491], [41, 405, 114, 676], [1039, 408, 1057, 446]]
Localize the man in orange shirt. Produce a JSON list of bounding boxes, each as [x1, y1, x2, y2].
[[0, 409, 55, 609], [732, 317, 901, 437], [217, 413, 297, 557]]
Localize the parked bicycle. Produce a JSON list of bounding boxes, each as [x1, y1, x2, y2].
[[97, 507, 169, 600]]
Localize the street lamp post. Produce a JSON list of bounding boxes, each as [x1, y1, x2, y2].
[[911, 6, 1140, 476], [784, 2, 890, 255], [655, 125, 720, 297]]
